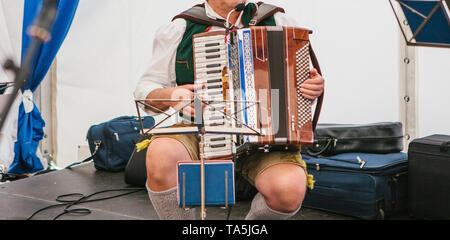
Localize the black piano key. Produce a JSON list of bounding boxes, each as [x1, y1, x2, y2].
[[206, 54, 221, 59], [207, 79, 222, 84], [206, 63, 221, 68], [205, 48, 220, 53], [210, 143, 226, 148], [209, 122, 225, 126], [207, 70, 222, 74], [209, 106, 225, 111], [205, 42, 220, 47], [210, 137, 226, 141]]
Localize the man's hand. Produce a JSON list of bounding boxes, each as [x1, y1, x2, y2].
[[169, 84, 203, 117], [300, 68, 324, 100]]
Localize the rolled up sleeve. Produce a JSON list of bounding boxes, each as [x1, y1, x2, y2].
[[134, 18, 186, 116]]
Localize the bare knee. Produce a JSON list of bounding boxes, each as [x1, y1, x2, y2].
[[255, 164, 307, 213], [146, 138, 191, 191]]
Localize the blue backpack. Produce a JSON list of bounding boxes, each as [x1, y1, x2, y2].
[[76, 116, 155, 172]]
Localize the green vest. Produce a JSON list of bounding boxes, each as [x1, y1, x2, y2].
[[175, 3, 277, 86]]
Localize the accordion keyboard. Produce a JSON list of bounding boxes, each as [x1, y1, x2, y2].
[[193, 32, 233, 160]]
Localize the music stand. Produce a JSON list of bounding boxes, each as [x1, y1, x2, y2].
[[389, 0, 450, 48], [134, 98, 262, 220]]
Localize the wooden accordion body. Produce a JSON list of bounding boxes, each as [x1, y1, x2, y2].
[[245, 26, 314, 147], [192, 26, 320, 159]]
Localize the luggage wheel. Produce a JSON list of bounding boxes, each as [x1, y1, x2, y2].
[[376, 208, 385, 220], [376, 201, 386, 220]]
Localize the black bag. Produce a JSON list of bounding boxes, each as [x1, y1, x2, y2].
[[408, 134, 450, 219], [124, 146, 148, 187], [303, 152, 409, 219], [306, 122, 404, 156], [85, 116, 155, 172]]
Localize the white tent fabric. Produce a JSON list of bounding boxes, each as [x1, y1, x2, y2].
[[417, 47, 450, 136], [1, 0, 448, 168], [54, 0, 403, 167], [0, 0, 24, 170], [55, 0, 194, 167]]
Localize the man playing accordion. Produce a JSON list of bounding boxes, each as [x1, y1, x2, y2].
[[134, 0, 325, 220]]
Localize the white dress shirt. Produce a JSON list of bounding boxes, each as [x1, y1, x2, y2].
[[134, 0, 299, 116]]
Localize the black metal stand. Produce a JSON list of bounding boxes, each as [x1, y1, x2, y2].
[[0, 0, 58, 133], [0, 38, 43, 132]]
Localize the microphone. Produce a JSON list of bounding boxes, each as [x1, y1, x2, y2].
[[27, 0, 59, 42], [225, 2, 246, 29]]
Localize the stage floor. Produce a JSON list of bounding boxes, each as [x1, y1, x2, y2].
[[0, 162, 410, 220]]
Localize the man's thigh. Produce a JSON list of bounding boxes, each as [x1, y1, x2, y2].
[[147, 124, 200, 161], [236, 151, 310, 187]]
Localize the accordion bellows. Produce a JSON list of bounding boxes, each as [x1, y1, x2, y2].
[[192, 26, 316, 158]]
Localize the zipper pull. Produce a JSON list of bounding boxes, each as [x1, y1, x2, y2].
[[316, 163, 320, 171], [114, 132, 120, 141], [357, 156, 366, 168], [333, 138, 338, 147]]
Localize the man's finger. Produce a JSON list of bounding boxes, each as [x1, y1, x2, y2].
[[180, 83, 204, 91], [300, 88, 321, 98], [301, 83, 323, 92], [183, 106, 196, 117], [304, 76, 324, 84], [310, 68, 319, 77], [301, 93, 316, 100]]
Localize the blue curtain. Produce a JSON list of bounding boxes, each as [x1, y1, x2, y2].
[[8, 0, 79, 174]]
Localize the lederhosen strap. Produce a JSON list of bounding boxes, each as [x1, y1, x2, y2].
[[309, 45, 324, 131], [248, 2, 285, 26], [172, 2, 285, 28]]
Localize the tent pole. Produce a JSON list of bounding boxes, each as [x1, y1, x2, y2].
[[398, 20, 419, 151]]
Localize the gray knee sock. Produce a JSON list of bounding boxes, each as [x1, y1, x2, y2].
[[146, 183, 196, 220], [244, 192, 301, 220]]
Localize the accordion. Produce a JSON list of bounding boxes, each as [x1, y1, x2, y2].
[[193, 26, 323, 159]]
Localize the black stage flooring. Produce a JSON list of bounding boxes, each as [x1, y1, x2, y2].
[[0, 162, 409, 220]]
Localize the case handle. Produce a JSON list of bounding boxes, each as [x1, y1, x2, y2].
[[440, 141, 450, 153]]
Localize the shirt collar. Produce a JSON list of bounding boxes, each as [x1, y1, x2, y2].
[[204, 0, 253, 27]]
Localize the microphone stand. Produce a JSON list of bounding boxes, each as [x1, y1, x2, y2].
[[0, 0, 58, 133]]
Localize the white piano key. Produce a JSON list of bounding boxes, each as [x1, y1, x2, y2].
[[195, 72, 223, 80], [195, 55, 227, 63], [201, 150, 233, 159], [193, 35, 225, 43], [203, 146, 232, 154], [195, 67, 223, 74]]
